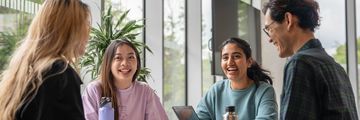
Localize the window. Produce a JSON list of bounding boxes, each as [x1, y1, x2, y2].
[[201, 0, 214, 95], [104, 0, 144, 65], [163, 0, 186, 119], [356, 0, 360, 107], [0, 0, 42, 71], [316, 0, 347, 69], [105, 0, 144, 25]]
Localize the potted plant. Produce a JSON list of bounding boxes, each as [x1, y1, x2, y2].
[[80, 6, 152, 82]]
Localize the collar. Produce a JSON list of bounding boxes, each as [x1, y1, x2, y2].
[[297, 38, 322, 52]]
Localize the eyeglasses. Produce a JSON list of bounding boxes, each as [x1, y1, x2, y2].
[[262, 21, 275, 37]]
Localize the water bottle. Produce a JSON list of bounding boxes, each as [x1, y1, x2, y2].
[[99, 97, 114, 120], [223, 106, 238, 120]]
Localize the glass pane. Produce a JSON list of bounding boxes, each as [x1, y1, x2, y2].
[[356, 0, 360, 108], [201, 0, 214, 95], [240, 0, 251, 7], [163, 0, 186, 119], [105, 0, 144, 41], [28, 0, 43, 4], [104, 0, 144, 65], [315, 0, 347, 69], [105, 0, 143, 20], [238, 2, 249, 40], [0, 1, 42, 72]]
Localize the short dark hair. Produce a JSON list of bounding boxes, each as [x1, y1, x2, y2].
[[262, 0, 320, 32]]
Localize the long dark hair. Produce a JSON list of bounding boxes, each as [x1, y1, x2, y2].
[[220, 37, 273, 87], [99, 39, 141, 120]]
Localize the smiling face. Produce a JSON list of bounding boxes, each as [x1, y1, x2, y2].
[[264, 9, 294, 58], [221, 43, 252, 81], [111, 44, 138, 82]]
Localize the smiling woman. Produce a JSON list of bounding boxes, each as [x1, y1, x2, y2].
[[82, 39, 168, 120], [196, 37, 277, 120]]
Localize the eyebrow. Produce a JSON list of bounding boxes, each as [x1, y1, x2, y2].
[[222, 52, 242, 56], [115, 52, 135, 55]]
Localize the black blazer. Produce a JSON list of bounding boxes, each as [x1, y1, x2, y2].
[[16, 60, 85, 120]]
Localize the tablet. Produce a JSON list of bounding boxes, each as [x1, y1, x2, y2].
[[172, 106, 200, 120]]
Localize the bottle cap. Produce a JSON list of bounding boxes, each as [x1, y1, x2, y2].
[[226, 106, 235, 112], [100, 97, 112, 107]]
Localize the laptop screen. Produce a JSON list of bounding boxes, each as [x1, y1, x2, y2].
[[172, 106, 200, 120]]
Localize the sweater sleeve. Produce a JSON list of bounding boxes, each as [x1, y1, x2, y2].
[[196, 86, 216, 120], [82, 81, 101, 120], [255, 85, 278, 120], [144, 86, 169, 120]]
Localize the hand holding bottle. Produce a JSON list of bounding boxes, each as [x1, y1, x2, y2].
[[223, 106, 238, 120], [99, 97, 114, 120]]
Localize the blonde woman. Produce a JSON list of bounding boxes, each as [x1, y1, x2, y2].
[[0, 0, 90, 120]]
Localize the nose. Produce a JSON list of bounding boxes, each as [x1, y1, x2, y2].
[[227, 57, 235, 65], [121, 59, 129, 66]]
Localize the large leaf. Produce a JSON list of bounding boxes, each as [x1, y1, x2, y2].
[[80, 6, 151, 82]]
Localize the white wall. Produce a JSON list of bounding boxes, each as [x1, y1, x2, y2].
[[80, 0, 102, 92], [260, 0, 286, 108], [144, 0, 164, 102]]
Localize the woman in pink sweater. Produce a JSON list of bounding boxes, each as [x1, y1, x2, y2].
[[82, 39, 168, 120]]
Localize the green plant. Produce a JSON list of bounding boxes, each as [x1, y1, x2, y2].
[[0, 31, 23, 71], [0, 14, 31, 72], [80, 6, 152, 82]]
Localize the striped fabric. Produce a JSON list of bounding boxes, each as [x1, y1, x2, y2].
[[280, 39, 358, 120]]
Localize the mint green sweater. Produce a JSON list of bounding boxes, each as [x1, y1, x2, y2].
[[196, 80, 278, 120]]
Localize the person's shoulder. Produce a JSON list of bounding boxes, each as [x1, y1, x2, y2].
[[258, 81, 273, 88], [289, 49, 340, 71], [207, 79, 228, 92], [289, 52, 313, 63], [45, 60, 81, 80], [84, 80, 102, 92], [133, 81, 161, 99], [134, 81, 154, 92], [134, 80, 150, 87], [43, 60, 75, 82], [214, 79, 227, 86], [291, 48, 332, 63], [52, 60, 67, 69], [86, 80, 101, 89], [256, 81, 275, 94], [45, 60, 68, 75]]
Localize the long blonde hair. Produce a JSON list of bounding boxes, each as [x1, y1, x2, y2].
[[0, 0, 90, 119]]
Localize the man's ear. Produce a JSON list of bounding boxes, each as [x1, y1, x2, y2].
[[284, 12, 295, 31]]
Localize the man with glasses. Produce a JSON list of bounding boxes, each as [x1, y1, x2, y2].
[[262, 0, 358, 120]]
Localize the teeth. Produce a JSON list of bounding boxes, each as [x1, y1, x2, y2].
[[227, 68, 237, 71], [120, 69, 130, 72]]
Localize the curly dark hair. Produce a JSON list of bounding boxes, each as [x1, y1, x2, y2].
[[262, 0, 320, 32]]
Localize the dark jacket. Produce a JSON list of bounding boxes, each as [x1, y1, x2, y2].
[[16, 60, 85, 120]]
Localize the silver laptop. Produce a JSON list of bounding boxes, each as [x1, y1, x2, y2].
[[172, 106, 200, 120]]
